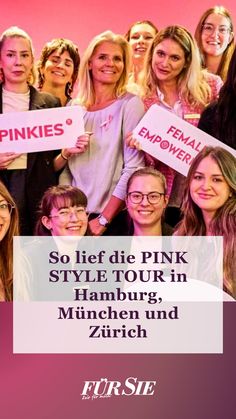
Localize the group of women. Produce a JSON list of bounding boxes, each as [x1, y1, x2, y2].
[[0, 5, 236, 300]]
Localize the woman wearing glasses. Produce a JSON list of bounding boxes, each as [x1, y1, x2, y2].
[[35, 185, 89, 236], [0, 181, 19, 301], [125, 167, 172, 236], [195, 6, 234, 81]]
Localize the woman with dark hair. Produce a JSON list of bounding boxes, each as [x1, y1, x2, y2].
[[195, 6, 234, 81], [35, 185, 89, 236], [0, 181, 19, 301], [125, 20, 158, 86], [37, 38, 80, 106], [174, 146, 236, 298], [198, 47, 236, 150]]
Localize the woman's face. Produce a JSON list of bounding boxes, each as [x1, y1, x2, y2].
[[190, 156, 231, 219], [126, 175, 167, 230], [41, 49, 74, 89], [152, 38, 186, 84], [88, 41, 124, 87], [0, 36, 33, 90], [0, 194, 11, 241], [201, 13, 233, 57], [42, 204, 88, 236], [129, 23, 156, 63]]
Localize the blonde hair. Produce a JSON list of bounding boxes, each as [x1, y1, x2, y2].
[[175, 147, 236, 298], [77, 31, 131, 108], [140, 25, 212, 107], [0, 26, 36, 85], [195, 6, 234, 82]]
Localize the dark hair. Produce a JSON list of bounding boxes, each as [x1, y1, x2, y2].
[[38, 38, 80, 98], [125, 20, 158, 41], [0, 181, 19, 300], [35, 185, 88, 236]]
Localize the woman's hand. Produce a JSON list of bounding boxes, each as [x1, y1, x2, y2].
[[0, 152, 21, 169], [63, 132, 92, 157], [89, 217, 106, 236], [125, 132, 141, 150]]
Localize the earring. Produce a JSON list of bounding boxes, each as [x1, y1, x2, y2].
[[66, 82, 73, 96]]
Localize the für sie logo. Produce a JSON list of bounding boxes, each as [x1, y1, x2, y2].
[[81, 377, 157, 400]]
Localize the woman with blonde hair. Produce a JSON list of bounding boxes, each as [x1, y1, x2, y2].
[[125, 20, 158, 88], [175, 146, 236, 298], [60, 30, 144, 235], [195, 5, 234, 82], [0, 181, 19, 301], [129, 25, 223, 226]]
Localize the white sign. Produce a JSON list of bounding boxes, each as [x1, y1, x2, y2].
[[0, 106, 84, 153], [133, 105, 236, 176]]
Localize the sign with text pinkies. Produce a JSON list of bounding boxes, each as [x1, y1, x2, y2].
[[0, 106, 84, 153], [133, 105, 236, 176]]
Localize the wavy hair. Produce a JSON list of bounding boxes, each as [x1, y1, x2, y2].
[[77, 31, 131, 108], [37, 38, 80, 98], [0, 182, 19, 301], [140, 25, 212, 106], [0, 26, 36, 84], [175, 146, 236, 297], [195, 6, 234, 82]]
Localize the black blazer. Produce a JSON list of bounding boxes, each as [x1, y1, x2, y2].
[[0, 84, 61, 233]]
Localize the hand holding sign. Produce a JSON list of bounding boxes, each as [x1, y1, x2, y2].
[[0, 152, 22, 170], [63, 132, 92, 157]]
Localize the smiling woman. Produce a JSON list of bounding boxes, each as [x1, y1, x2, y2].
[[0, 181, 19, 301], [59, 31, 144, 236], [35, 185, 89, 236], [195, 6, 234, 81], [37, 38, 80, 106], [174, 146, 236, 298]]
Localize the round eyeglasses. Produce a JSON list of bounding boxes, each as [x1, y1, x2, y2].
[[202, 23, 231, 35], [127, 191, 165, 204], [0, 202, 15, 217], [49, 207, 87, 222]]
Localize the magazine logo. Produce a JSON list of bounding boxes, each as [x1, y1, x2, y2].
[[81, 377, 157, 400]]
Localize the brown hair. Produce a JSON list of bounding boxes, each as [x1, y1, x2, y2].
[[37, 38, 80, 98], [35, 185, 88, 236], [194, 6, 234, 81], [175, 146, 236, 297]]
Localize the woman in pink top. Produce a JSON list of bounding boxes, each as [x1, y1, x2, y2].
[[133, 25, 223, 226]]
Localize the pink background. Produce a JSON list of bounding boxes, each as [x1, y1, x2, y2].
[[1, 0, 236, 56], [1, 2, 236, 418]]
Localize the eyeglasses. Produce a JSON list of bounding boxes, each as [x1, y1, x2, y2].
[[0, 202, 15, 217], [202, 23, 231, 35], [49, 207, 87, 222], [127, 191, 165, 204]]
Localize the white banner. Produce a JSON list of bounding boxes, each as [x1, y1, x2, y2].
[[133, 105, 236, 176], [0, 106, 84, 153]]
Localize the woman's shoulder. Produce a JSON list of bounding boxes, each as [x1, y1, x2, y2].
[[202, 71, 223, 92], [30, 86, 61, 107]]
